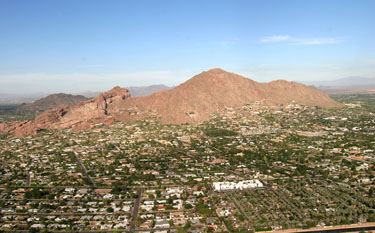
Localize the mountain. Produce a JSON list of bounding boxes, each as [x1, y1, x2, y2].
[[0, 68, 341, 137], [304, 76, 375, 94], [126, 85, 172, 97], [79, 85, 172, 98], [0, 93, 46, 105], [305, 76, 375, 88], [78, 91, 101, 98], [0, 87, 130, 136], [16, 93, 89, 113], [110, 68, 341, 124]]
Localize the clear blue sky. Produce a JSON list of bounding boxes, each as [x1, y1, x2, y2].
[[0, 0, 374, 94]]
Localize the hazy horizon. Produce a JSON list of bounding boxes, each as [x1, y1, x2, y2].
[[1, 0, 374, 94], [1, 72, 375, 97]]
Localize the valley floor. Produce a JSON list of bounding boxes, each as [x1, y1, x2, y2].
[[1, 94, 375, 232]]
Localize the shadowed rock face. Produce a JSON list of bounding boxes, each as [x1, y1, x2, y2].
[[0, 69, 342, 137]]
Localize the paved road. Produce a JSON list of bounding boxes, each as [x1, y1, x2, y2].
[[73, 153, 95, 187], [0, 184, 191, 189], [268, 187, 303, 219], [129, 188, 143, 231], [0, 198, 133, 201], [6, 224, 375, 233], [2, 227, 178, 233], [1, 211, 132, 216], [224, 192, 252, 223], [25, 173, 30, 187], [258, 223, 375, 233]]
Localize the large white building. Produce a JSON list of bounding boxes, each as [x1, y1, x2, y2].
[[213, 179, 263, 191]]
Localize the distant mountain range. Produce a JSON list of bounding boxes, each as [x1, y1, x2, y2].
[[0, 93, 46, 105], [0, 68, 341, 137], [126, 85, 173, 97], [15, 93, 89, 113], [0, 85, 172, 106], [2, 76, 373, 107], [78, 85, 172, 98], [304, 77, 375, 94]]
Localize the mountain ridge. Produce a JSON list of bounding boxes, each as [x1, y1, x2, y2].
[[78, 84, 172, 98], [15, 93, 89, 113], [304, 76, 375, 87], [111, 68, 341, 124], [0, 68, 342, 137], [303, 76, 375, 94]]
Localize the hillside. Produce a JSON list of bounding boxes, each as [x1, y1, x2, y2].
[[111, 68, 342, 124], [0, 68, 342, 137], [16, 93, 89, 113], [0, 87, 130, 136]]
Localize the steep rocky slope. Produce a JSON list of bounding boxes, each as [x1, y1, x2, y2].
[[0, 86, 130, 136]]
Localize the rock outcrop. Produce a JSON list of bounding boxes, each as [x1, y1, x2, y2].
[[0, 86, 130, 136]]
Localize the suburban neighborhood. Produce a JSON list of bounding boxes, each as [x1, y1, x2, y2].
[[1, 94, 375, 232]]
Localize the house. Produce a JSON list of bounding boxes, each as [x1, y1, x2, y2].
[[114, 223, 127, 229], [31, 224, 45, 228], [154, 219, 170, 228]]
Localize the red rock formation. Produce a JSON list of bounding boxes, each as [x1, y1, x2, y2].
[[0, 86, 130, 137], [0, 69, 342, 137]]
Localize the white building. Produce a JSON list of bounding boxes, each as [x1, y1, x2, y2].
[[213, 179, 263, 191]]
